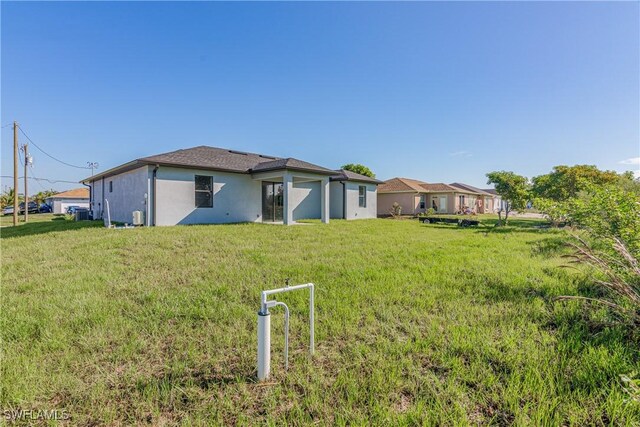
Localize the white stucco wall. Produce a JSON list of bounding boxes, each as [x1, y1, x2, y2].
[[90, 166, 150, 224], [155, 167, 262, 226], [290, 181, 321, 220], [344, 182, 377, 220]]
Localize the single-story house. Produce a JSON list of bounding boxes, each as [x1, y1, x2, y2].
[[45, 188, 90, 214], [377, 177, 500, 216], [448, 183, 498, 214], [482, 188, 506, 212], [81, 146, 381, 226]]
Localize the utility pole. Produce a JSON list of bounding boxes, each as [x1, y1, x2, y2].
[[13, 121, 18, 226], [87, 161, 99, 177], [23, 143, 29, 223]]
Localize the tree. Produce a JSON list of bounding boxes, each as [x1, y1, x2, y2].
[[531, 165, 620, 201], [340, 164, 375, 178], [0, 188, 21, 209], [33, 189, 57, 205], [486, 171, 529, 225]]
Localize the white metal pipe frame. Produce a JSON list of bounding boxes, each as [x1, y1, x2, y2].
[[257, 281, 315, 381]]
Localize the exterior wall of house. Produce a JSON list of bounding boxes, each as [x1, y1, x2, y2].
[[154, 167, 261, 226], [48, 198, 90, 214], [290, 181, 321, 220], [452, 193, 479, 213], [344, 182, 377, 219], [377, 192, 417, 216], [427, 193, 454, 214], [90, 166, 151, 224], [483, 196, 494, 213], [329, 182, 344, 219], [90, 179, 104, 219]]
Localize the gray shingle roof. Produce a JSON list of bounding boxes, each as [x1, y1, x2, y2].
[[251, 157, 336, 175], [82, 145, 341, 181], [330, 169, 383, 184], [140, 146, 279, 173]]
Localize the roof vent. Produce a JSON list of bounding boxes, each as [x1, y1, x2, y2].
[[228, 150, 249, 156], [259, 155, 276, 159]]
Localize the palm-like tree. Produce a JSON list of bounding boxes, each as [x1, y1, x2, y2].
[[0, 188, 19, 209]]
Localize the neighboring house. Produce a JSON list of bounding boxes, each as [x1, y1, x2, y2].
[[377, 177, 500, 216], [448, 183, 498, 214], [45, 188, 90, 214], [482, 189, 506, 212], [80, 146, 380, 226], [377, 178, 458, 215]]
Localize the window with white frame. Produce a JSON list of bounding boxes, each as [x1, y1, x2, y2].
[[358, 185, 367, 208], [419, 194, 426, 209]]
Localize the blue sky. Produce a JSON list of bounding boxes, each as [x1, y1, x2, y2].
[[1, 1, 638, 193]]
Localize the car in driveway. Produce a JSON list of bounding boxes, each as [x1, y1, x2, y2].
[[3, 206, 14, 216], [18, 202, 39, 214], [39, 204, 53, 213]]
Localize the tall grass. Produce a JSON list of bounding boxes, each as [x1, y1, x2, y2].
[[1, 216, 638, 424]]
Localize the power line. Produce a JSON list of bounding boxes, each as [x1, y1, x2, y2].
[[28, 164, 49, 191], [17, 124, 91, 170], [0, 175, 79, 184]]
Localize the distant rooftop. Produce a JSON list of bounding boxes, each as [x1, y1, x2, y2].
[[330, 169, 383, 184], [48, 188, 89, 199]]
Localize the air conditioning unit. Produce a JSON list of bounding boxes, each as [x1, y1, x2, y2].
[[132, 210, 144, 226]]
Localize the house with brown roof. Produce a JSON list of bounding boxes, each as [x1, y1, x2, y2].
[[81, 146, 381, 226], [45, 188, 90, 214], [377, 177, 500, 216], [448, 183, 499, 214]]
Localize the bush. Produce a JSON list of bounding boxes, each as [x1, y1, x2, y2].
[[559, 184, 640, 324], [533, 197, 570, 227], [389, 202, 402, 218]]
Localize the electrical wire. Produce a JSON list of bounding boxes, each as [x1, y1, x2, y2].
[[28, 164, 50, 191], [0, 175, 79, 184], [17, 124, 91, 170]]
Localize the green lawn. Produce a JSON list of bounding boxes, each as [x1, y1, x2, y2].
[[1, 216, 638, 425]]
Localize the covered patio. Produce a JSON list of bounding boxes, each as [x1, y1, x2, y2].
[[251, 160, 333, 225]]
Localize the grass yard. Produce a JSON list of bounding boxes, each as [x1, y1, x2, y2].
[[1, 216, 638, 425]]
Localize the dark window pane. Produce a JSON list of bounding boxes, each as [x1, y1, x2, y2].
[[195, 175, 213, 208], [195, 191, 212, 208], [195, 175, 212, 191]]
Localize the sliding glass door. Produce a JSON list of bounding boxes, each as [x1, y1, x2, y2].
[[262, 182, 284, 222]]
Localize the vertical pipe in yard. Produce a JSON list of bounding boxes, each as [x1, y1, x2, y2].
[[309, 284, 314, 355], [257, 312, 271, 380]]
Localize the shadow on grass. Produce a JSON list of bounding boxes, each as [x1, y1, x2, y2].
[[0, 219, 103, 239], [529, 236, 570, 257], [419, 221, 551, 235]]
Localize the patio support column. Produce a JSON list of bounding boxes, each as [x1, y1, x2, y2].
[[320, 177, 330, 224], [283, 173, 293, 225]]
